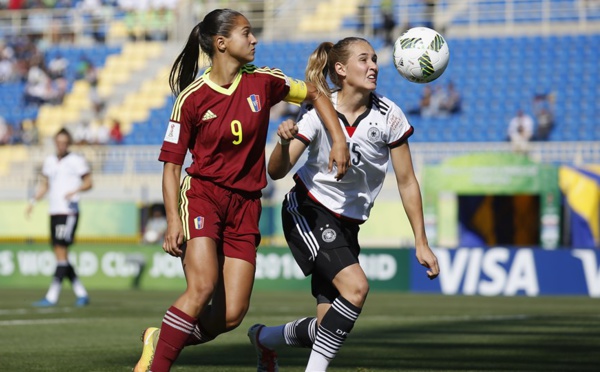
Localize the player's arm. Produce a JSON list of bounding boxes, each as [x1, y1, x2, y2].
[[25, 175, 49, 218], [162, 161, 184, 257], [390, 142, 439, 280], [65, 173, 93, 200], [304, 82, 349, 181], [80, 173, 93, 192], [268, 119, 307, 180]]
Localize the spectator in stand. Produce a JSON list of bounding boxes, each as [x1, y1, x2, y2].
[[145, 6, 174, 41], [47, 53, 68, 79], [422, 0, 437, 29], [507, 109, 534, 154], [93, 119, 110, 145], [534, 108, 554, 141], [440, 81, 461, 115], [378, 0, 396, 47], [73, 120, 95, 145], [21, 119, 39, 146], [0, 41, 17, 82], [24, 57, 51, 106], [109, 118, 123, 144], [407, 85, 432, 116], [532, 93, 555, 141], [0, 116, 10, 145]]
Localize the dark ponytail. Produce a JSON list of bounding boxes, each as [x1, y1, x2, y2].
[[169, 9, 245, 96]]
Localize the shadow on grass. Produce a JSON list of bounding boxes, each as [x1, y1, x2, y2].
[[117, 315, 600, 371]]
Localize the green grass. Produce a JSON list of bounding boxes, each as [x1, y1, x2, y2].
[[1, 289, 599, 371]]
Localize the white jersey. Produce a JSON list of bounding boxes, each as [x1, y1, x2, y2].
[[294, 91, 413, 222], [42, 152, 90, 215]]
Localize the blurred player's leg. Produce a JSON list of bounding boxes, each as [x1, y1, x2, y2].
[[33, 260, 68, 306], [66, 262, 89, 306]]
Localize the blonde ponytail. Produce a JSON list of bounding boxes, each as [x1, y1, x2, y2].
[[305, 42, 333, 99]]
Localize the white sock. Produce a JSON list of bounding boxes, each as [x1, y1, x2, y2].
[[305, 349, 329, 372], [71, 279, 88, 298], [259, 324, 285, 349], [45, 278, 62, 303]]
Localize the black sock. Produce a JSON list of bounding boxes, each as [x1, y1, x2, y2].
[[312, 296, 361, 361], [284, 317, 317, 348]]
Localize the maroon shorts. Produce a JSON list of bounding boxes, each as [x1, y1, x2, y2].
[[179, 176, 261, 265]]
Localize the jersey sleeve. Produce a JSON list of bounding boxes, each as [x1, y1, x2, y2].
[[76, 155, 91, 176], [41, 157, 51, 178], [295, 106, 322, 146], [386, 103, 414, 148], [264, 67, 307, 106], [158, 94, 196, 165]]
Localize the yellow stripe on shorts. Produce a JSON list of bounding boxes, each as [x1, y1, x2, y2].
[[179, 176, 192, 241]]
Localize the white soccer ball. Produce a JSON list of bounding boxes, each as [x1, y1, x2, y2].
[[393, 27, 450, 84]]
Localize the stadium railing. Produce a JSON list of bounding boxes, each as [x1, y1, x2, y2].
[[1, 141, 599, 203]]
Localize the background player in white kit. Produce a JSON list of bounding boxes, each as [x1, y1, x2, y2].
[[247, 37, 440, 372], [26, 128, 92, 307]]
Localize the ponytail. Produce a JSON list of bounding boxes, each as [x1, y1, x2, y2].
[[169, 9, 244, 96], [305, 42, 333, 99], [169, 23, 201, 96], [305, 37, 371, 95]]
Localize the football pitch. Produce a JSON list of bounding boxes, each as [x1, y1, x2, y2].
[[1, 289, 599, 371]]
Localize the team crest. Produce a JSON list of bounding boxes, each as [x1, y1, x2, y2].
[[368, 127, 381, 142], [194, 216, 204, 230], [322, 228, 337, 243], [247, 94, 261, 112]]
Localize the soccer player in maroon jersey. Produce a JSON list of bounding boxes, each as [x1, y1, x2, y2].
[[133, 9, 350, 372], [248, 37, 440, 371]]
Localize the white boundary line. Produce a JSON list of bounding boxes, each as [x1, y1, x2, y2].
[[0, 317, 113, 327]]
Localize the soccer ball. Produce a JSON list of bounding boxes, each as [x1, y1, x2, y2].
[[393, 27, 450, 84]]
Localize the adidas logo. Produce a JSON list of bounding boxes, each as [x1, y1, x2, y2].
[[202, 110, 217, 121]]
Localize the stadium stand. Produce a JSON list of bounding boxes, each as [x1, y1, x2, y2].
[[0, 0, 599, 203]]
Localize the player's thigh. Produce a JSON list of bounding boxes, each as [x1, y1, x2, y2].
[[182, 237, 220, 290], [211, 256, 255, 326]]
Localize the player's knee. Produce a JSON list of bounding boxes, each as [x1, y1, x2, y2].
[[224, 303, 249, 330], [185, 281, 217, 305], [344, 280, 370, 307]]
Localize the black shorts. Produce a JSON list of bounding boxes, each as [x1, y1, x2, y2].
[[50, 214, 79, 247], [282, 188, 360, 303]]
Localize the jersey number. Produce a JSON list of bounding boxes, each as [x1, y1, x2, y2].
[[351, 143, 362, 165], [231, 120, 243, 145]]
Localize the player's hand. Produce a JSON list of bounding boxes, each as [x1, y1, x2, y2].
[[64, 191, 77, 200], [163, 219, 184, 257], [416, 244, 440, 280], [329, 140, 350, 181], [276, 119, 298, 143], [25, 204, 33, 219]]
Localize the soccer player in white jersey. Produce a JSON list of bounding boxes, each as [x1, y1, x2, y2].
[[26, 128, 92, 307], [247, 37, 440, 372]]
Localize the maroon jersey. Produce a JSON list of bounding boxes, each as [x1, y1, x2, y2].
[[159, 65, 307, 193]]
